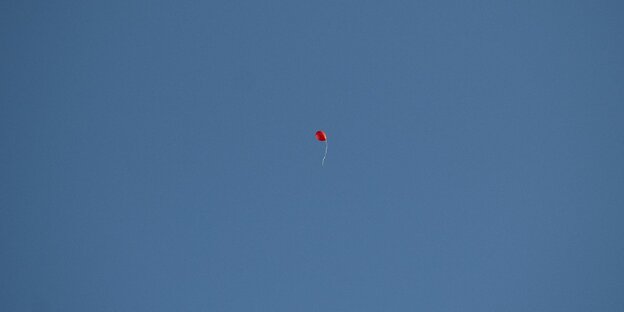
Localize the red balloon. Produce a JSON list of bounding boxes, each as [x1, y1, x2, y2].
[[315, 130, 327, 141]]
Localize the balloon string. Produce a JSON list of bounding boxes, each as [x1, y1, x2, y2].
[[322, 139, 328, 166]]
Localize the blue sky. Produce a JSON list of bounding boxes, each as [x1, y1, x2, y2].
[[2, 1, 624, 311]]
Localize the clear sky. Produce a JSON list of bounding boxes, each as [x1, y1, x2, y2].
[[2, 1, 624, 311]]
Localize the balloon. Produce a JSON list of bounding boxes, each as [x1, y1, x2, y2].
[[315, 130, 328, 166], [315, 130, 327, 141]]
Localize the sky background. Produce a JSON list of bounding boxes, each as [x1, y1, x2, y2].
[[2, 0, 624, 311]]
